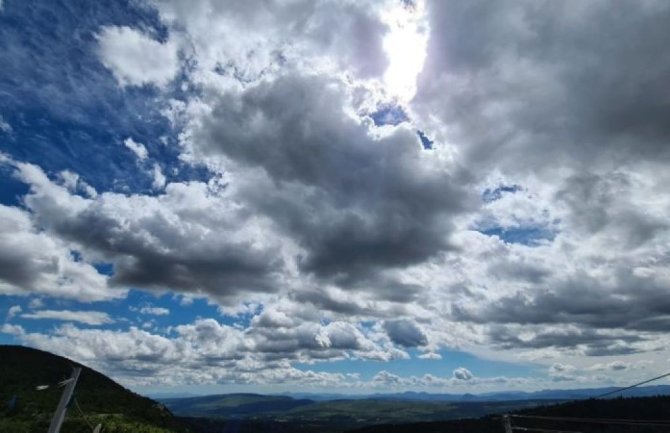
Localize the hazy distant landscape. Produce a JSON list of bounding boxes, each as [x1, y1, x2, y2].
[[161, 393, 553, 430], [160, 387, 670, 432]]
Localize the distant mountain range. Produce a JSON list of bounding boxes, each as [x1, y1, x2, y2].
[[160, 392, 554, 432], [160, 386, 670, 433], [272, 384, 670, 402]]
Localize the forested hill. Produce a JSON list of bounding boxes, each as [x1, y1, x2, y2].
[[347, 394, 670, 433], [0, 345, 188, 433]]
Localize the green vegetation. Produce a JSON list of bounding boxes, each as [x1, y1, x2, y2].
[[347, 395, 670, 433], [164, 393, 553, 432], [0, 345, 188, 433], [162, 393, 315, 418]]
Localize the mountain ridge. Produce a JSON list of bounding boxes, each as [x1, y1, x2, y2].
[[157, 383, 670, 404], [0, 344, 188, 433]]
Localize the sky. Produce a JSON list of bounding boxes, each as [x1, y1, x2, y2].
[[1, 0, 670, 396]]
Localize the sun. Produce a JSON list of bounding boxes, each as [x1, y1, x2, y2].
[[382, 1, 429, 102]]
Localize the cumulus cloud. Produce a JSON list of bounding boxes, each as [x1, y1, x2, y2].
[[21, 309, 114, 325], [97, 26, 180, 88], [384, 319, 427, 348], [0, 201, 120, 302], [452, 367, 473, 381], [588, 360, 651, 372], [8, 316, 408, 386], [0, 323, 25, 336], [56, 170, 98, 198], [186, 73, 470, 293], [549, 363, 576, 375], [412, 3, 670, 359], [147, 0, 389, 89], [4, 0, 670, 392], [6, 159, 287, 303], [418, 352, 442, 360], [416, 0, 670, 173]]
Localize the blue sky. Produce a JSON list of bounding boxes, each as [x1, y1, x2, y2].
[[2, 0, 670, 395]]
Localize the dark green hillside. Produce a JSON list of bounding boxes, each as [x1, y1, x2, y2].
[[162, 393, 314, 418], [166, 393, 554, 432], [0, 345, 188, 433]]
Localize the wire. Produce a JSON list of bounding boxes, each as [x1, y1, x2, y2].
[[511, 414, 670, 428], [73, 397, 97, 432], [512, 428, 582, 433], [594, 371, 670, 399]]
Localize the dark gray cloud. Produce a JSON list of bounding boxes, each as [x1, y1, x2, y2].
[[384, 319, 427, 347], [0, 202, 114, 301], [412, 0, 670, 356], [12, 163, 285, 302], [415, 0, 670, 173], [291, 288, 374, 317], [5, 0, 670, 378], [555, 172, 668, 247], [301, 2, 389, 78], [455, 269, 670, 333], [192, 74, 472, 288], [486, 325, 646, 356]]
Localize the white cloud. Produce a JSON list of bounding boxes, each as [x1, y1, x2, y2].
[[22, 309, 114, 325], [147, 0, 390, 94], [57, 170, 79, 191], [418, 352, 442, 360], [588, 360, 651, 372], [0, 201, 121, 302], [0, 115, 11, 133], [97, 26, 180, 88], [453, 367, 474, 381], [0, 323, 25, 336], [123, 137, 148, 160], [549, 363, 577, 375], [152, 163, 166, 190], [4, 0, 670, 393], [139, 306, 170, 316], [8, 160, 289, 304], [6, 305, 22, 321], [56, 170, 97, 198], [28, 298, 44, 309]]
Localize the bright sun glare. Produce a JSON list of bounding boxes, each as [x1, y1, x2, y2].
[[382, 1, 428, 102]]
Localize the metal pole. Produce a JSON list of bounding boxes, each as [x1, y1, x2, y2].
[[47, 367, 81, 433], [503, 415, 514, 433]]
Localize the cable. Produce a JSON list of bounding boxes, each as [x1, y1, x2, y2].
[[511, 414, 670, 428], [594, 371, 670, 399], [512, 428, 582, 433], [73, 397, 97, 432]]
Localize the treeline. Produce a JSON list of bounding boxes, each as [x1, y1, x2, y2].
[[348, 395, 670, 433]]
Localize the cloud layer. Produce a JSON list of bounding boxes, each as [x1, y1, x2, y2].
[[2, 0, 670, 392]]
